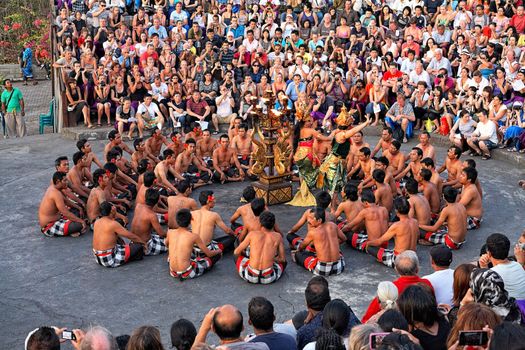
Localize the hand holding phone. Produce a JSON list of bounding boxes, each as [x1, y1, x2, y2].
[[458, 331, 488, 346], [62, 330, 77, 341], [369, 332, 390, 349]]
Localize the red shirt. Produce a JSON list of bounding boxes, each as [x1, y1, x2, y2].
[[361, 275, 434, 323], [186, 98, 209, 117], [510, 14, 525, 33], [382, 70, 403, 82], [139, 51, 159, 67]]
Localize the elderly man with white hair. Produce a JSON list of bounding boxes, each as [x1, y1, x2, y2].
[[427, 49, 452, 78], [361, 250, 434, 323], [71, 326, 118, 350]]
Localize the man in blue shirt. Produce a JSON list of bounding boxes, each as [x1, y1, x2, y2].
[[248, 297, 297, 350], [285, 74, 306, 102], [148, 17, 168, 40]]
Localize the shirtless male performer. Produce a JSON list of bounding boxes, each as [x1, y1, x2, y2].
[[145, 128, 169, 160], [39, 172, 87, 237], [92, 202, 145, 268], [459, 167, 483, 230], [191, 190, 236, 253], [462, 159, 483, 198], [395, 147, 423, 182], [104, 130, 133, 160], [175, 138, 213, 186], [228, 116, 243, 140], [385, 140, 406, 178], [292, 207, 347, 276], [333, 184, 365, 230], [54, 156, 86, 215], [166, 208, 222, 281], [234, 211, 287, 284], [349, 146, 375, 184], [131, 189, 168, 255], [415, 132, 436, 162], [167, 130, 185, 156], [230, 186, 256, 233], [374, 156, 397, 194], [438, 145, 463, 187], [136, 171, 168, 224], [373, 169, 394, 214], [186, 122, 204, 143], [417, 168, 441, 216], [67, 151, 91, 199], [132, 138, 157, 171], [212, 134, 244, 183], [196, 129, 217, 167], [231, 123, 253, 176], [76, 139, 103, 181], [153, 149, 178, 194], [343, 189, 389, 251], [405, 178, 431, 226], [346, 131, 369, 177], [365, 197, 419, 268], [167, 180, 198, 229], [419, 186, 468, 250], [421, 158, 443, 196], [371, 127, 393, 158]]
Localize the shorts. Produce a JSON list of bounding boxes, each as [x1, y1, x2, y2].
[[156, 212, 168, 225], [467, 216, 482, 230], [236, 256, 285, 284], [170, 257, 213, 281], [419, 228, 464, 250], [304, 255, 345, 276], [192, 240, 224, 258], [366, 245, 399, 268], [287, 233, 316, 253], [238, 155, 250, 167], [481, 139, 497, 150], [93, 244, 130, 268], [145, 233, 168, 255], [212, 167, 240, 182], [41, 218, 71, 237]]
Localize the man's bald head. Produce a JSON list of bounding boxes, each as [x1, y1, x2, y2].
[[213, 305, 243, 341], [394, 250, 419, 276]]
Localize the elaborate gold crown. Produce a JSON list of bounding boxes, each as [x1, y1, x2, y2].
[[296, 107, 313, 123], [334, 105, 354, 127]]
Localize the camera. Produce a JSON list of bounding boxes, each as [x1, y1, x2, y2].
[[62, 330, 77, 341], [100, 82, 106, 87], [458, 331, 488, 346], [369, 332, 389, 349], [437, 74, 444, 79]]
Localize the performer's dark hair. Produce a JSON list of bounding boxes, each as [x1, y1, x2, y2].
[[361, 189, 375, 204], [106, 150, 119, 162], [133, 138, 143, 150], [373, 169, 385, 183], [463, 167, 477, 183], [54, 156, 68, 168], [72, 151, 85, 165], [143, 171, 156, 187], [93, 168, 106, 187], [186, 137, 196, 145], [412, 147, 423, 158], [420, 168, 432, 181], [137, 159, 150, 174], [392, 140, 401, 150], [377, 156, 389, 166], [76, 138, 88, 150], [394, 197, 410, 215], [99, 201, 113, 217], [108, 129, 118, 140], [104, 162, 118, 173], [177, 180, 191, 194], [242, 186, 256, 202], [199, 190, 214, 205], [312, 207, 326, 223], [450, 145, 462, 158], [344, 184, 358, 201], [464, 159, 476, 169], [176, 209, 192, 228], [421, 157, 435, 168], [405, 178, 419, 195], [145, 188, 160, 207], [259, 211, 275, 230], [315, 191, 331, 209], [360, 146, 371, 156], [251, 198, 266, 217], [163, 148, 175, 158], [443, 186, 458, 203]]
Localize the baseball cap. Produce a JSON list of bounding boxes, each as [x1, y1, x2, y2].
[[430, 245, 453, 267]]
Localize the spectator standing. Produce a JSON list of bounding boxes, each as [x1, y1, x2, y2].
[[1, 79, 26, 138]]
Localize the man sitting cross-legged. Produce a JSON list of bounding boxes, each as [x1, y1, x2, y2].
[[332, 184, 365, 231], [136, 171, 168, 225], [419, 186, 468, 250], [130, 188, 168, 256], [234, 211, 287, 284], [212, 134, 244, 183], [175, 138, 213, 187], [291, 207, 347, 276], [92, 202, 145, 268], [191, 190, 237, 255], [342, 189, 389, 252], [230, 186, 257, 235], [166, 209, 222, 281], [167, 180, 198, 229], [365, 197, 419, 268], [38, 172, 87, 237]]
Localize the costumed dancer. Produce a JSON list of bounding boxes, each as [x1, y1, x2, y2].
[[318, 106, 370, 208]]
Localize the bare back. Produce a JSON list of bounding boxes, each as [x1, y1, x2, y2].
[[191, 209, 221, 244], [311, 222, 343, 263], [168, 195, 198, 228], [390, 217, 419, 253], [38, 186, 63, 226], [243, 230, 284, 270], [362, 206, 389, 240]]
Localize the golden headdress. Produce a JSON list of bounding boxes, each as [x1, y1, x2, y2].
[[296, 106, 313, 123], [334, 105, 354, 127]]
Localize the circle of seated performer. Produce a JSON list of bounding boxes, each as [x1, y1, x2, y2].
[[234, 211, 287, 284], [92, 202, 145, 268], [38, 172, 87, 237], [166, 209, 222, 281], [364, 197, 419, 268], [290, 207, 347, 276], [419, 186, 468, 250], [174, 138, 213, 187]]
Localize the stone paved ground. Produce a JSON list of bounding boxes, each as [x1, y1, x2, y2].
[[1, 79, 53, 137], [0, 132, 524, 349]]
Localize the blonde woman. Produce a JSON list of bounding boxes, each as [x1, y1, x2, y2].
[[348, 324, 382, 350], [366, 281, 399, 324]]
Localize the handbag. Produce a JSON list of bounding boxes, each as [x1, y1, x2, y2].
[[425, 118, 434, 133]]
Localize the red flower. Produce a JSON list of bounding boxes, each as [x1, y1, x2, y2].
[[20, 33, 29, 40], [3, 25, 10, 32], [34, 19, 43, 27], [12, 23, 22, 31]]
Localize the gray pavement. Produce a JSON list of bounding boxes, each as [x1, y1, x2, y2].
[[0, 132, 524, 349]]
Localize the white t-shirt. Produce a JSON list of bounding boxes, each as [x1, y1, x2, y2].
[[215, 95, 234, 117], [491, 262, 525, 300], [137, 102, 161, 119], [423, 268, 455, 306], [473, 120, 498, 144], [150, 83, 168, 101]]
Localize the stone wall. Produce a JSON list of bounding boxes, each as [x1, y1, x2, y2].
[[0, 64, 48, 81]]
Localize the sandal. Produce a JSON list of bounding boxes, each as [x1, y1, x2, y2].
[[88, 124, 95, 129], [481, 154, 492, 160], [97, 123, 102, 127], [107, 123, 112, 127]]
